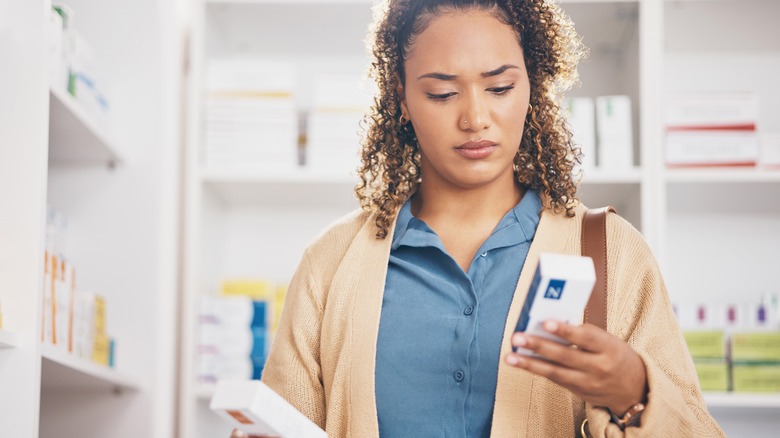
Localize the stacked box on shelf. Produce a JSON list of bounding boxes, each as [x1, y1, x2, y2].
[[596, 95, 634, 171], [50, 4, 112, 131], [306, 75, 373, 175], [665, 92, 759, 168], [205, 60, 298, 171], [198, 295, 254, 385], [731, 302, 780, 393], [683, 330, 730, 392], [563, 97, 596, 173], [42, 206, 115, 366], [678, 303, 729, 391]]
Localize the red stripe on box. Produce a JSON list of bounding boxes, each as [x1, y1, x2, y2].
[[666, 162, 757, 169], [666, 124, 756, 132]]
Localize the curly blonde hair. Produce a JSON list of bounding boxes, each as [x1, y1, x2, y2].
[[356, 0, 587, 238]]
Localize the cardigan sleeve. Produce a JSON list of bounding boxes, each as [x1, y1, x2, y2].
[[585, 214, 725, 437], [261, 249, 327, 429]]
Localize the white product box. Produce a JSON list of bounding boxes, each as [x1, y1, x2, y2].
[[199, 325, 253, 358], [72, 291, 98, 360], [306, 112, 363, 173], [760, 133, 780, 169], [199, 357, 254, 384], [514, 253, 596, 357], [665, 92, 758, 130], [54, 259, 75, 351], [596, 96, 634, 170], [211, 380, 327, 438], [563, 97, 596, 171], [666, 131, 759, 167]]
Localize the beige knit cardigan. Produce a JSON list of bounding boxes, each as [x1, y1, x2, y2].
[[262, 204, 724, 437]]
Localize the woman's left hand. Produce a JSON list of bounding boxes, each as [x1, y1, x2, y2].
[[505, 320, 648, 416]]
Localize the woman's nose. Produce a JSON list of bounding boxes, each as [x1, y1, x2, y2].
[[459, 89, 491, 132]]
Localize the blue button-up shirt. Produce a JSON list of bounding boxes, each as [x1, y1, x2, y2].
[[375, 190, 542, 437]]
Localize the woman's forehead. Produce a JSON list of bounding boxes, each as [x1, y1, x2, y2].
[[404, 9, 524, 78]]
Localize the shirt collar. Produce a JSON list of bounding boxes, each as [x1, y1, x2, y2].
[[390, 189, 542, 252]]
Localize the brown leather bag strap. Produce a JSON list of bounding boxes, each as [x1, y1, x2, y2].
[[582, 206, 615, 331]]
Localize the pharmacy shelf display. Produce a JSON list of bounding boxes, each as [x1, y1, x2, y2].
[[180, 0, 780, 437], [41, 344, 141, 392], [0, 0, 180, 437]]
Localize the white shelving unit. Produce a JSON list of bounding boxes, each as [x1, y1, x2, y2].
[[180, 0, 780, 436], [40, 344, 142, 392], [48, 86, 125, 166], [1, 0, 182, 436], [704, 392, 780, 410]]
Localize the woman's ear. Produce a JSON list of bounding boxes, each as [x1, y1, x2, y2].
[[396, 75, 409, 117]]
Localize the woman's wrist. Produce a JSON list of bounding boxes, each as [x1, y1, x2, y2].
[[607, 353, 649, 415]]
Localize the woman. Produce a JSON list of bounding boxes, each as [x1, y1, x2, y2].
[[255, 0, 724, 436]]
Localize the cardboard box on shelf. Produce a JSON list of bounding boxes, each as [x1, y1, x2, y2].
[[693, 360, 730, 392], [732, 363, 780, 392], [596, 95, 634, 170]]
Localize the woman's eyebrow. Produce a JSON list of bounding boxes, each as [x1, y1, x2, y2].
[[417, 64, 519, 81]]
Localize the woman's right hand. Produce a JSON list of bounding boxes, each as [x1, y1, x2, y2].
[[230, 428, 278, 438]]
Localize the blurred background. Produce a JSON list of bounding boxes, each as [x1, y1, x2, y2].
[[1, 0, 779, 437]]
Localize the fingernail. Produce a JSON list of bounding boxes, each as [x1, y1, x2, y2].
[[507, 355, 518, 365], [514, 334, 527, 347], [544, 320, 558, 332]]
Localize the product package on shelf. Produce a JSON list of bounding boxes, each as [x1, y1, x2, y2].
[[198, 280, 289, 386], [595, 95, 634, 171], [665, 92, 759, 168], [563, 97, 596, 173], [306, 74, 373, 175], [677, 297, 780, 393], [205, 59, 298, 172], [199, 295, 256, 385], [678, 303, 729, 391], [41, 207, 75, 352], [49, 5, 69, 90], [50, 4, 112, 131]]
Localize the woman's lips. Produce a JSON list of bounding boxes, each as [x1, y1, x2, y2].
[[455, 140, 497, 159]]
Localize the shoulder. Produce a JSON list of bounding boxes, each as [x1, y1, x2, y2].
[[305, 208, 373, 256], [297, 208, 378, 284]]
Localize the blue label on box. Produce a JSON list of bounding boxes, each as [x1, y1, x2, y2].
[[544, 279, 566, 300]]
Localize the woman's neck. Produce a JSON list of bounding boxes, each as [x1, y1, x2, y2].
[[411, 174, 525, 226]]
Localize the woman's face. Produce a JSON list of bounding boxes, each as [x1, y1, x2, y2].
[[399, 8, 530, 191]]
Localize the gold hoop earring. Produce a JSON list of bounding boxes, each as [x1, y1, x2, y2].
[[528, 103, 533, 114], [400, 114, 409, 125]]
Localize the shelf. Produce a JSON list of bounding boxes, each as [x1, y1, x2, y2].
[[704, 392, 780, 410], [0, 330, 18, 348], [665, 168, 780, 184], [40, 344, 141, 392], [48, 86, 125, 166], [201, 167, 359, 208]]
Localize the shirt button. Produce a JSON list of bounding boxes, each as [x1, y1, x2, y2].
[[480, 252, 487, 257], [454, 370, 465, 382], [463, 306, 474, 316]]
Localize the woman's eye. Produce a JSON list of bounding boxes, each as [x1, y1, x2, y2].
[[488, 85, 514, 95], [426, 92, 457, 101]]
